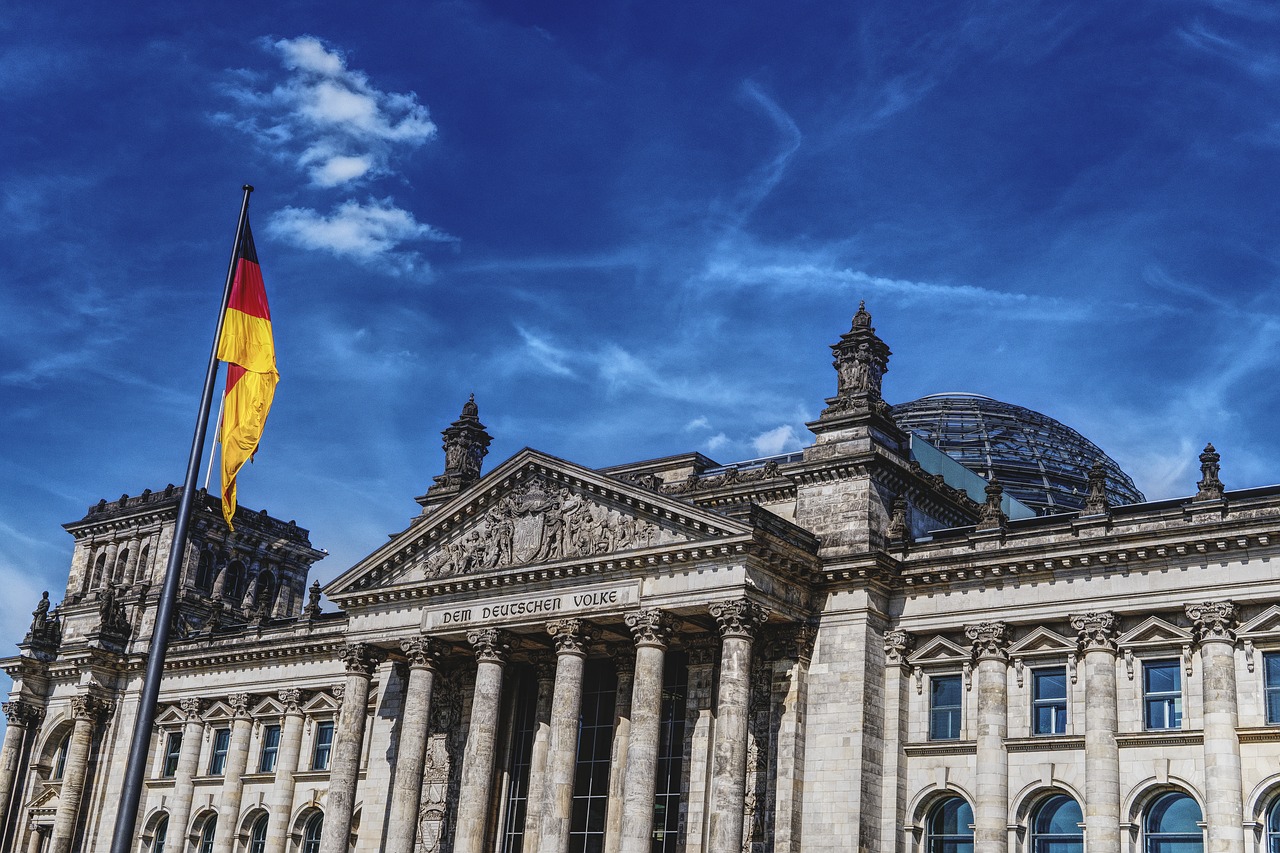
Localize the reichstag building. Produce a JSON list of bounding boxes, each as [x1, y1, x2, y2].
[[3, 304, 1278, 853]]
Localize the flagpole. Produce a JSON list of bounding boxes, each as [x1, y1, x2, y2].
[[109, 185, 254, 853], [204, 394, 225, 490]]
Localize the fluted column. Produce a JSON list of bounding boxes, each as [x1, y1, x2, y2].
[[707, 599, 768, 853], [168, 699, 206, 848], [522, 660, 556, 841], [1071, 612, 1120, 853], [880, 631, 914, 853], [49, 695, 111, 853], [320, 643, 388, 853], [386, 637, 444, 853], [455, 629, 514, 853], [619, 610, 672, 853], [265, 690, 305, 853], [1188, 602, 1244, 853], [213, 693, 254, 853], [965, 622, 1010, 853], [538, 618, 596, 853], [603, 648, 635, 853], [0, 701, 42, 831]]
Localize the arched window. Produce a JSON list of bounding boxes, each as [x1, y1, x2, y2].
[[1145, 792, 1202, 853], [195, 552, 215, 593], [135, 544, 150, 584], [51, 734, 70, 780], [1031, 795, 1083, 852], [1268, 799, 1280, 853], [151, 815, 168, 853], [199, 816, 216, 853], [114, 549, 130, 583], [926, 796, 973, 853], [303, 812, 324, 853], [91, 553, 107, 591], [254, 571, 277, 614], [249, 814, 268, 853], [224, 561, 246, 603]]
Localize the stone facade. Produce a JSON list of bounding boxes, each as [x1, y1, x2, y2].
[[4, 308, 1280, 853]]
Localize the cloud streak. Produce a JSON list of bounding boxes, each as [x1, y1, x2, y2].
[[268, 198, 455, 273]]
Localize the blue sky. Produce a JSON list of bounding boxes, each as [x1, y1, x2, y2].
[[4, 0, 1280, 648]]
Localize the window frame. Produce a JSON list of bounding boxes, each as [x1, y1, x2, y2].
[[302, 812, 324, 853], [1264, 652, 1280, 726], [259, 724, 281, 773], [925, 795, 974, 853], [152, 815, 168, 853], [208, 728, 231, 775], [928, 673, 964, 741], [312, 720, 335, 771], [199, 817, 217, 853], [1143, 659, 1183, 732], [161, 731, 183, 778], [1029, 794, 1083, 853], [1143, 791, 1203, 852], [249, 814, 268, 853], [1031, 667, 1068, 736]]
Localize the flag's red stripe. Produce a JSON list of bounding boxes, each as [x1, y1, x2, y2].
[[226, 363, 246, 394], [228, 260, 271, 320]]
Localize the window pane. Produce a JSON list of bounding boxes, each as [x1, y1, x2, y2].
[[1268, 689, 1280, 725], [1149, 793, 1202, 833], [1266, 654, 1280, 686], [1145, 661, 1180, 694], [932, 675, 962, 706], [1034, 670, 1066, 700]]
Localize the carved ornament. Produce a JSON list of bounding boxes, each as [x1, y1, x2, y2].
[[178, 697, 204, 721], [965, 621, 1010, 661], [1186, 601, 1239, 644], [709, 599, 769, 640], [1082, 462, 1111, 515], [625, 609, 672, 649], [401, 636, 445, 670], [547, 619, 596, 656], [339, 642, 388, 676], [228, 693, 252, 719], [278, 689, 303, 714], [884, 630, 914, 666], [1195, 443, 1225, 502], [2, 700, 44, 727], [467, 628, 514, 664], [70, 694, 113, 723], [1070, 612, 1118, 652]]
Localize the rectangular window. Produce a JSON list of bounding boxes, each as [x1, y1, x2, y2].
[[312, 720, 335, 771], [162, 731, 183, 777], [259, 724, 281, 773], [1032, 667, 1068, 735], [208, 728, 230, 775], [653, 651, 689, 853], [929, 674, 963, 740], [1266, 654, 1280, 725], [1144, 659, 1183, 730], [499, 672, 539, 853], [568, 660, 617, 853]]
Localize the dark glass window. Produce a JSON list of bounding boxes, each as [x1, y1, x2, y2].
[[249, 815, 268, 853], [209, 728, 230, 775], [52, 735, 69, 780], [303, 813, 324, 853], [926, 796, 973, 853], [569, 660, 617, 853], [1144, 661, 1182, 731], [930, 675, 962, 740], [1031, 795, 1083, 853], [225, 561, 246, 602], [195, 551, 215, 592], [1032, 668, 1067, 735], [1267, 797, 1280, 853], [259, 725, 281, 773], [1144, 792, 1202, 853], [1266, 654, 1280, 725], [153, 816, 168, 853], [199, 817, 217, 853], [500, 671, 539, 853], [313, 721, 335, 771], [162, 732, 182, 777], [652, 652, 688, 853]]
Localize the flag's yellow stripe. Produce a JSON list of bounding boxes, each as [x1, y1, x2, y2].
[[220, 366, 278, 529], [218, 308, 276, 375]]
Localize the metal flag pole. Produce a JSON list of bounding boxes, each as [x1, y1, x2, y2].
[[109, 185, 254, 853], [203, 394, 225, 490]]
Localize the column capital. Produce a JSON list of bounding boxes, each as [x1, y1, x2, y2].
[[178, 697, 204, 721], [709, 599, 769, 640], [547, 618, 596, 656], [229, 693, 252, 718], [331, 684, 346, 704], [965, 621, 1010, 661], [2, 699, 43, 727], [1070, 611, 1119, 652], [625, 609, 673, 649], [400, 636, 445, 670], [1186, 601, 1239, 644], [277, 689, 303, 714], [339, 641, 388, 676], [467, 628, 514, 664], [609, 643, 636, 675], [533, 655, 557, 683], [70, 694, 113, 723], [884, 629, 915, 667]]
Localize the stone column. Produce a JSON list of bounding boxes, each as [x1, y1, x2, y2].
[[0, 701, 42, 830], [1071, 612, 1121, 853], [168, 699, 206, 848], [213, 693, 254, 853], [522, 660, 556, 841], [386, 637, 444, 853], [48, 695, 110, 853], [320, 643, 388, 853], [26, 823, 47, 853], [455, 629, 514, 853], [880, 631, 914, 853], [618, 610, 672, 853], [603, 648, 635, 853], [706, 599, 768, 853], [965, 622, 1010, 853], [1187, 602, 1244, 853], [538, 618, 596, 853], [264, 690, 305, 853]]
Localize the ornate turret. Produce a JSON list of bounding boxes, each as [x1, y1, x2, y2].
[[1195, 442, 1224, 502], [418, 395, 493, 509], [821, 301, 893, 418]]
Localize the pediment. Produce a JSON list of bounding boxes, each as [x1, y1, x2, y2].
[[29, 786, 58, 811], [1118, 616, 1192, 647], [1239, 605, 1280, 638], [328, 449, 751, 597], [908, 636, 969, 664], [155, 704, 187, 726], [201, 700, 235, 721], [301, 691, 340, 715], [1008, 627, 1075, 657], [251, 697, 284, 717]]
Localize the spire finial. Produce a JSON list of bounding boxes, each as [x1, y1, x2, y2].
[[1195, 442, 1224, 501]]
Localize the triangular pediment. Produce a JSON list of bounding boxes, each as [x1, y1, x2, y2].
[[1239, 605, 1280, 638], [301, 690, 340, 715], [327, 449, 753, 598], [28, 786, 58, 811], [1118, 616, 1192, 647], [201, 700, 234, 721], [251, 696, 285, 717], [1008, 627, 1075, 657], [908, 636, 969, 664]]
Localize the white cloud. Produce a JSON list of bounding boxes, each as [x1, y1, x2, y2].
[[515, 327, 577, 378], [268, 198, 455, 273], [684, 416, 712, 431], [751, 424, 803, 456], [705, 433, 731, 453]]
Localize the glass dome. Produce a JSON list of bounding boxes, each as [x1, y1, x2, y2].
[[891, 393, 1144, 514]]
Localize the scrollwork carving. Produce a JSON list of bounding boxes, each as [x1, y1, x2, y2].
[[467, 628, 514, 664], [965, 621, 1010, 661], [70, 694, 112, 722], [1070, 611, 1118, 652], [625, 609, 672, 648], [228, 693, 252, 718], [401, 636, 445, 669], [709, 599, 769, 640], [2, 700, 43, 727], [547, 619, 595, 656], [1186, 601, 1239, 644], [339, 642, 387, 676], [884, 629, 914, 666], [278, 689, 303, 714]]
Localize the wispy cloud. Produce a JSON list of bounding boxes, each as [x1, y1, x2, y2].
[[268, 198, 455, 274], [751, 424, 803, 456]]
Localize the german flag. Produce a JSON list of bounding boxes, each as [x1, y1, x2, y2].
[[216, 220, 278, 529]]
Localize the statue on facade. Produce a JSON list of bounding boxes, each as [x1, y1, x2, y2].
[[822, 301, 893, 417], [424, 396, 493, 503]]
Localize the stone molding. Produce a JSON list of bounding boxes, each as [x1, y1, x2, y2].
[[709, 599, 769, 640], [339, 642, 388, 676], [1070, 611, 1118, 652], [965, 621, 1010, 661], [467, 628, 514, 664], [400, 636, 445, 670], [70, 694, 113, 723], [2, 699, 44, 727], [1186, 601, 1239, 644], [625, 609, 672, 649], [884, 629, 915, 666], [547, 618, 596, 656]]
